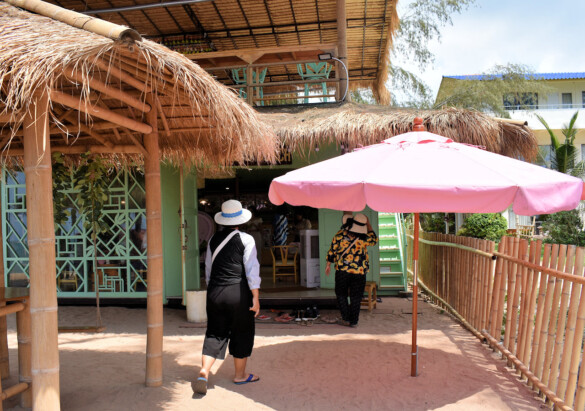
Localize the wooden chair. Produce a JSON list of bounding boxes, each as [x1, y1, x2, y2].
[[270, 245, 299, 284], [515, 216, 536, 239], [57, 270, 78, 291], [361, 281, 377, 312]]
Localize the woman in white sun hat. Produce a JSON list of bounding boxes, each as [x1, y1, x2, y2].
[[193, 200, 261, 395]]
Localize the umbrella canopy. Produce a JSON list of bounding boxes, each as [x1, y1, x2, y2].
[[269, 130, 583, 215], [268, 119, 583, 377]]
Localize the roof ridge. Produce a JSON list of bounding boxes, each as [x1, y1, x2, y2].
[[4, 0, 141, 42]]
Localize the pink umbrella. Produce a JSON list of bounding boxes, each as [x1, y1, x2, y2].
[[269, 118, 583, 376]]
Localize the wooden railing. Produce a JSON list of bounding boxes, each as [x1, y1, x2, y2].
[[408, 232, 585, 411]]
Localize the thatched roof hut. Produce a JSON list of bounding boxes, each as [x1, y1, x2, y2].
[[260, 103, 538, 162], [0, 0, 277, 168], [0, 1, 278, 407]]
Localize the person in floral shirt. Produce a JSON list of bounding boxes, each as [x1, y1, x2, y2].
[[325, 213, 378, 327]]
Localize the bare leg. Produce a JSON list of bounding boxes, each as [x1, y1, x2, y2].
[[199, 354, 216, 379], [233, 357, 248, 381]]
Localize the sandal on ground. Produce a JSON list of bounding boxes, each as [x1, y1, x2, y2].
[[234, 374, 260, 385], [192, 376, 208, 395], [336, 318, 350, 326]]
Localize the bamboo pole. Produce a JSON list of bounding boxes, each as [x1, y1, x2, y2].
[[518, 240, 540, 368], [507, 237, 523, 356], [566, 254, 585, 408], [94, 59, 151, 96], [0, 299, 9, 379], [488, 237, 505, 338], [482, 331, 571, 411], [144, 94, 163, 387], [541, 244, 566, 388], [529, 243, 551, 388], [516, 239, 529, 367], [16, 297, 32, 408], [51, 90, 152, 135], [337, 0, 349, 102], [5, 0, 141, 41], [23, 92, 60, 409], [63, 68, 151, 114], [63, 112, 114, 149], [4, 145, 143, 156], [1, 382, 29, 400], [548, 245, 575, 395], [503, 237, 517, 355], [534, 244, 558, 382], [557, 246, 584, 402]]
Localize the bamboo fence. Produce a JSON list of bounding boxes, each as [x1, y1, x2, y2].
[[408, 232, 585, 410]]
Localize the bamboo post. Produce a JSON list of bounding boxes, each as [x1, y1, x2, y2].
[[557, 246, 584, 402], [529, 243, 551, 387], [534, 244, 558, 382], [23, 92, 60, 409], [144, 93, 164, 387], [518, 240, 539, 367], [566, 251, 585, 408], [504, 236, 519, 356], [16, 297, 32, 408], [548, 245, 575, 395], [0, 298, 8, 378], [515, 239, 529, 366], [541, 244, 566, 388], [487, 237, 506, 339], [336, 0, 349, 102]]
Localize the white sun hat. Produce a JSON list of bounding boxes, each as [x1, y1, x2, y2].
[[348, 213, 368, 235], [214, 199, 252, 226]]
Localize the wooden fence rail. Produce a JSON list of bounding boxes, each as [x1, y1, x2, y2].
[[408, 232, 585, 410]]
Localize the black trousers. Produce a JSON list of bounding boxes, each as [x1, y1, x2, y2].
[[203, 281, 255, 359], [334, 270, 366, 325]]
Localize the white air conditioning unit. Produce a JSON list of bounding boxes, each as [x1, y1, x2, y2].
[[300, 229, 320, 288]]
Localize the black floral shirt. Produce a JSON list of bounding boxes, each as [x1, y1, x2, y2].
[[326, 229, 378, 275]]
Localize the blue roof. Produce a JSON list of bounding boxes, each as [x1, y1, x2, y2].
[[445, 72, 585, 81]]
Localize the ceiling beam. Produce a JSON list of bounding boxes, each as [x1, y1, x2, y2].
[[51, 90, 152, 135]]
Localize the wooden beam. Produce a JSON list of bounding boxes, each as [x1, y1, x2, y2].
[[50, 90, 152, 135], [23, 92, 61, 410], [188, 43, 337, 63], [121, 128, 148, 157], [94, 58, 151, 94], [0, 113, 13, 123], [64, 67, 152, 114], [155, 97, 171, 138], [64, 113, 114, 149], [144, 93, 164, 387], [4, 145, 144, 156]]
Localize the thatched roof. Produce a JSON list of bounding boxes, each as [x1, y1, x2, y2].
[[43, 0, 399, 105], [0, 1, 278, 169], [259, 103, 538, 161]]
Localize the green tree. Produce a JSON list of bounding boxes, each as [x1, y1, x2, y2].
[[390, 0, 477, 107], [433, 64, 553, 117], [536, 111, 585, 177], [456, 213, 507, 242]]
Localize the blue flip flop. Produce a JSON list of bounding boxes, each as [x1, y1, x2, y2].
[[192, 376, 208, 395], [234, 374, 259, 385]]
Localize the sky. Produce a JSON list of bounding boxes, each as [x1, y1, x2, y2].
[[395, 0, 585, 99]]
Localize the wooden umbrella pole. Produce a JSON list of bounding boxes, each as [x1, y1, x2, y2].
[[144, 93, 164, 387], [411, 213, 420, 377], [23, 92, 60, 409]]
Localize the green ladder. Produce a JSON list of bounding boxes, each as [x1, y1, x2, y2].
[[377, 213, 407, 294]]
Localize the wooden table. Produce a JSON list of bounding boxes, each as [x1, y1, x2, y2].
[[0, 287, 31, 409]]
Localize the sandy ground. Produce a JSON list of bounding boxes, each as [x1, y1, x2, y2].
[[2, 296, 546, 410]]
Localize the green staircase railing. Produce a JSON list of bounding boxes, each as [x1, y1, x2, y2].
[[377, 213, 407, 293]]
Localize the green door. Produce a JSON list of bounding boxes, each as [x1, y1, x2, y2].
[[182, 168, 200, 296]]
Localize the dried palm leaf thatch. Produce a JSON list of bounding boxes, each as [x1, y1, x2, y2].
[[259, 103, 537, 162], [0, 1, 277, 169]]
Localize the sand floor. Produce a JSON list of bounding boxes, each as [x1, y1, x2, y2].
[[2, 296, 546, 410]]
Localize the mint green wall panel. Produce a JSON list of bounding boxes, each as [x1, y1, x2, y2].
[[183, 169, 200, 291], [161, 165, 182, 300]]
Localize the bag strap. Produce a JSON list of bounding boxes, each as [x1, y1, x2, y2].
[[339, 237, 359, 259], [211, 230, 239, 264]]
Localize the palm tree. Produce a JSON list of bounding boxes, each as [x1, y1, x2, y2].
[[536, 111, 585, 177]]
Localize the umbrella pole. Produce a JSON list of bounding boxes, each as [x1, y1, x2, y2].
[[411, 213, 420, 377]]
